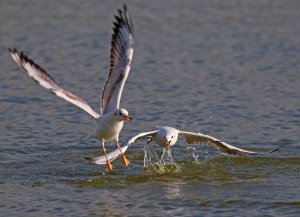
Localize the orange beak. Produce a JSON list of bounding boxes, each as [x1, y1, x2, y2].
[[165, 140, 171, 147], [123, 114, 132, 121]]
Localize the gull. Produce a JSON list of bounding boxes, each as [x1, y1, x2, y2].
[[8, 5, 134, 172], [89, 126, 279, 165]]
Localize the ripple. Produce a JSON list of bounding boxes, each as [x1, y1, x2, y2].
[[2, 1, 300, 216]]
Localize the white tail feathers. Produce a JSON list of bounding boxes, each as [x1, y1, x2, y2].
[[83, 145, 129, 164]]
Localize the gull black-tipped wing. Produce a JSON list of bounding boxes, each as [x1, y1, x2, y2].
[[9, 48, 100, 119], [101, 5, 134, 114], [179, 130, 277, 155], [86, 131, 157, 164]]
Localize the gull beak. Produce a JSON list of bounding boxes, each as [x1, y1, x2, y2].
[[123, 114, 132, 121], [165, 140, 172, 148]]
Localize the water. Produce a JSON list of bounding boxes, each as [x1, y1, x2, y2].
[[1, 0, 300, 216]]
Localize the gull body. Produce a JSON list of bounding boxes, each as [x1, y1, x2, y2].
[[94, 108, 131, 142], [8, 5, 134, 171], [90, 126, 279, 165], [96, 115, 124, 142]]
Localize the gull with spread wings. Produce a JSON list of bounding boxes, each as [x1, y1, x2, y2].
[[89, 126, 279, 165], [8, 5, 134, 172]]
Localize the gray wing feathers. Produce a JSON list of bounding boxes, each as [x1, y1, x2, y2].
[[101, 5, 134, 114], [178, 131, 258, 155]]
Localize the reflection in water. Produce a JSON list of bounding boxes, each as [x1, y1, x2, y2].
[[1, 1, 300, 216], [164, 183, 182, 200]]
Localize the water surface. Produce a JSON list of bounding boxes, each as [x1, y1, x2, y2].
[[1, 1, 300, 216]]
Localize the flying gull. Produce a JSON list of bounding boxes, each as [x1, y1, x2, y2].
[[8, 5, 134, 172]]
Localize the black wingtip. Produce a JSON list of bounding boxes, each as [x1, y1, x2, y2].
[[253, 146, 280, 156], [268, 147, 280, 154], [8, 48, 56, 82], [83, 156, 92, 161], [82, 156, 96, 164], [114, 4, 134, 35], [8, 47, 16, 53]]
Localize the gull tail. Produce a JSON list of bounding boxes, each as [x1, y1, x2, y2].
[[83, 145, 129, 165]]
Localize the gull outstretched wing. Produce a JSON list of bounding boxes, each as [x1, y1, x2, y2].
[[101, 5, 134, 114], [179, 131, 278, 155], [127, 131, 157, 146], [85, 131, 157, 164], [9, 48, 100, 119]]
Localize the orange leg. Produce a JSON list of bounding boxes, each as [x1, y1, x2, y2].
[[117, 143, 130, 167], [102, 142, 113, 172]]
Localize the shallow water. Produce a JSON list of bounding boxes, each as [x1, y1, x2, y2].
[[1, 0, 300, 216]]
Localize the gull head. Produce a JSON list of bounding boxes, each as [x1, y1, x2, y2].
[[114, 108, 132, 122], [157, 126, 178, 148]]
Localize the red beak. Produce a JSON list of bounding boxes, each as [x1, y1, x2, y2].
[[123, 115, 132, 121]]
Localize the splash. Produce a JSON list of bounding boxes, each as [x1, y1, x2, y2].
[[143, 143, 160, 168], [186, 145, 210, 165], [143, 144, 180, 174], [159, 148, 177, 165]]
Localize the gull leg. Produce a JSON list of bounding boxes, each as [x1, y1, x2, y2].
[[102, 142, 113, 172], [117, 143, 130, 167]]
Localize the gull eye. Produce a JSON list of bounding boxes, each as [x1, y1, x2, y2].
[[171, 136, 174, 138], [119, 112, 122, 116]]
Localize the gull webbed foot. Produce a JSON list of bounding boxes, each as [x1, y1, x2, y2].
[[106, 161, 113, 172], [121, 154, 130, 167]]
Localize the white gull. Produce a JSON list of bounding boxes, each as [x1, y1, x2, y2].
[[90, 126, 279, 165], [8, 5, 134, 172]]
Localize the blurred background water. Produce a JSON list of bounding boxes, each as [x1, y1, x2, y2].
[[1, 0, 300, 216]]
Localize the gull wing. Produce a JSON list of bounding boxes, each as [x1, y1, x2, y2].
[[86, 131, 157, 164], [127, 131, 157, 146], [9, 48, 100, 119], [101, 5, 134, 114], [178, 131, 278, 155]]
